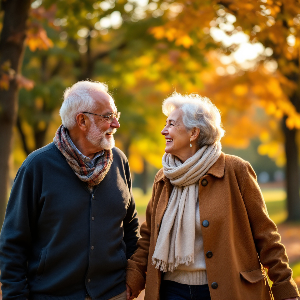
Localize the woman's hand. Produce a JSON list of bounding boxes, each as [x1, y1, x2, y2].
[[126, 284, 134, 300]]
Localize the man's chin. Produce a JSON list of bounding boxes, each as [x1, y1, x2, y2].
[[101, 137, 115, 150]]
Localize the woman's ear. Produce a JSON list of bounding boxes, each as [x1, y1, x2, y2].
[[190, 127, 200, 142]]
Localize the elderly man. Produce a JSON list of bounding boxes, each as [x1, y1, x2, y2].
[[0, 81, 139, 300]]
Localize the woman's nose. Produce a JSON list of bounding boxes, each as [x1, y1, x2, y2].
[[161, 126, 167, 135]]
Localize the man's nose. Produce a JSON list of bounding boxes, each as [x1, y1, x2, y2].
[[111, 118, 120, 128]]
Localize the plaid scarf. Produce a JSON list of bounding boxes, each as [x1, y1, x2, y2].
[[53, 125, 113, 191]]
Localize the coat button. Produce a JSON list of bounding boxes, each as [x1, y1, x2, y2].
[[211, 282, 218, 289], [201, 179, 208, 186], [206, 251, 213, 258], [202, 220, 209, 227], [91, 246, 94, 250]]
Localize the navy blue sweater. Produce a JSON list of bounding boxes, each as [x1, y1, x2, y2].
[[0, 143, 139, 300]]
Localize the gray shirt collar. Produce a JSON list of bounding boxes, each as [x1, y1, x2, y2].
[[65, 131, 104, 167]]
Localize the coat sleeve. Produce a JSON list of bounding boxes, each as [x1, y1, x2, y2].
[[126, 179, 156, 298], [240, 161, 299, 300], [0, 163, 39, 300], [123, 161, 140, 259]]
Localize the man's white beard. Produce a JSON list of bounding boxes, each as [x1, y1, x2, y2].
[[87, 120, 115, 150]]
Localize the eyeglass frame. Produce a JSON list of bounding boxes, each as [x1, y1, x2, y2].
[[81, 111, 121, 123]]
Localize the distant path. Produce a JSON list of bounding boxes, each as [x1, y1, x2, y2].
[[277, 223, 300, 264]]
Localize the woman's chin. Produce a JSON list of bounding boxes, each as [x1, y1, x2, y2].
[[164, 148, 175, 156], [164, 147, 171, 154]]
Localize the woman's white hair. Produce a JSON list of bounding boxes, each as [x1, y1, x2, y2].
[[162, 92, 225, 148], [59, 80, 108, 129]]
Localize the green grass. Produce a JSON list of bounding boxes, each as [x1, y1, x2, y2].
[[263, 188, 287, 225], [291, 261, 300, 281], [132, 188, 152, 215]]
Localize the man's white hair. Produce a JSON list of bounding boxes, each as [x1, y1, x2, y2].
[[60, 80, 109, 129], [162, 92, 225, 148]]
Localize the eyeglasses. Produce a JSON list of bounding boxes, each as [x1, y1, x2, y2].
[[82, 111, 121, 123]]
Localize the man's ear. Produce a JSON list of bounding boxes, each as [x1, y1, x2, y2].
[[76, 113, 88, 132], [190, 127, 200, 142]]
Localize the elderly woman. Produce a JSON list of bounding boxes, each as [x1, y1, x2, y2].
[[126, 92, 299, 300]]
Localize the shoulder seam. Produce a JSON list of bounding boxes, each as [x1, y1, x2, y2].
[[23, 143, 56, 168]]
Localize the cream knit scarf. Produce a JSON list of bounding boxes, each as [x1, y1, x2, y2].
[[152, 142, 222, 272]]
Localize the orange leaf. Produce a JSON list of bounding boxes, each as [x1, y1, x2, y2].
[[0, 74, 10, 90], [16, 74, 34, 90]]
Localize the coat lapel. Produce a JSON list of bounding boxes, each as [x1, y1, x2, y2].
[[154, 173, 173, 231]]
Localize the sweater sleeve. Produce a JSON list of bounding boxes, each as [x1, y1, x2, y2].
[[0, 163, 40, 300], [240, 161, 299, 300], [123, 161, 140, 259], [126, 179, 156, 298]]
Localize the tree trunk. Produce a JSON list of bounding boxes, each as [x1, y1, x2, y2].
[[34, 127, 48, 150], [0, 0, 31, 226], [282, 117, 300, 221], [16, 115, 31, 156]]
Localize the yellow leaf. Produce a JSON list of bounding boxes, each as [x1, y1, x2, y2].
[[260, 131, 270, 142], [275, 156, 285, 167], [35, 97, 43, 110], [233, 84, 248, 96], [265, 102, 276, 114], [38, 121, 46, 131], [274, 110, 283, 119], [294, 116, 300, 129], [123, 73, 136, 86], [286, 117, 294, 129], [0, 74, 10, 90], [175, 35, 194, 48], [128, 153, 144, 174], [165, 28, 177, 41], [258, 144, 269, 156], [149, 26, 165, 40], [27, 26, 53, 51], [252, 85, 265, 95]]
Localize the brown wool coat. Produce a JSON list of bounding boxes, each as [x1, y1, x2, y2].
[[126, 153, 300, 300]]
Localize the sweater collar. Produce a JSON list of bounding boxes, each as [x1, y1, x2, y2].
[[155, 152, 225, 183]]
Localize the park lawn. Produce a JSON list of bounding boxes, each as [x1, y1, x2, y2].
[[292, 261, 300, 287], [132, 188, 152, 216]]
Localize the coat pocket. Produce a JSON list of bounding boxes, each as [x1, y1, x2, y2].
[[240, 269, 265, 283]]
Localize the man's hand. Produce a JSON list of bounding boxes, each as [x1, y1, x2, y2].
[[126, 284, 135, 300]]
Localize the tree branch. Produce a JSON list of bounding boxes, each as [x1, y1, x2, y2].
[[16, 115, 31, 156]]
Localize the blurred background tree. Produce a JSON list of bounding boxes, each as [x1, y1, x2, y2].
[[162, 0, 300, 220], [0, 0, 33, 227], [1, 0, 300, 226]]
